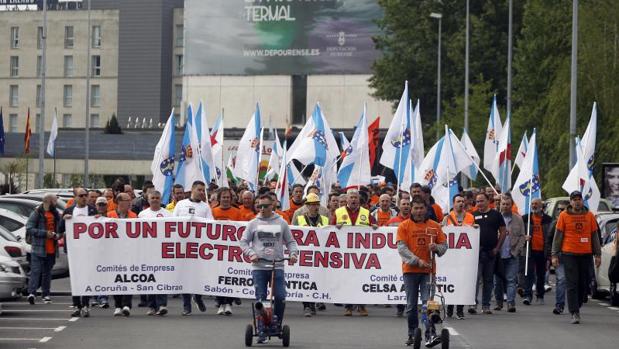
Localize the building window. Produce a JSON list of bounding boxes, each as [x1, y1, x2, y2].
[[175, 55, 183, 75], [175, 24, 184, 47], [9, 85, 18, 107], [9, 114, 18, 133], [92, 25, 101, 48], [90, 113, 100, 128], [10, 27, 19, 48], [37, 26, 43, 49], [10, 56, 19, 77], [63, 85, 73, 107], [36, 85, 41, 108], [36, 55, 42, 77], [62, 114, 72, 128], [91, 55, 101, 76], [36, 113, 41, 132], [64, 55, 74, 77], [292, 75, 307, 125], [64, 26, 74, 49], [90, 85, 100, 107], [174, 84, 182, 107]]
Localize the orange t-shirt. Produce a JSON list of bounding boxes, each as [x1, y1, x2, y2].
[[239, 206, 256, 221], [44, 211, 56, 255], [376, 209, 393, 227], [531, 215, 544, 252], [370, 195, 380, 206], [212, 206, 242, 221], [107, 200, 117, 212], [276, 210, 291, 224], [432, 203, 444, 222], [556, 210, 597, 254], [285, 200, 303, 222], [511, 203, 519, 214], [107, 210, 138, 219], [445, 211, 475, 226], [396, 219, 446, 274]]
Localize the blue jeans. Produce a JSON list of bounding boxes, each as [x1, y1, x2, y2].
[[182, 294, 204, 312], [148, 294, 167, 309], [252, 269, 286, 323], [403, 273, 430, 336], [28, 254, 55, 297], [555, 256, 566, 307], [476, 250, 496, 307], [494, 256, 519, 305]]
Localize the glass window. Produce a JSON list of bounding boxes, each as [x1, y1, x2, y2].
[[10, 27, 19, 48], [37, 26, 43, 49], [62, 114, 72, 128], [36, 113, 41, 132], [63, 85, 73, 107], [175, 55, 183, 75], [91, 55, 101, 76], [64, 26, 74, 49], [175, 25, 184, 47], [174, 84, 182, 107], [9, 114, 18, 133], [36, 55, 42, 77], [36, 85, 41, 108], [10, 56, 19, 77], [64, 55, 74, 77], [92, 25, 101, 48], [90, 113, 100, 128], [90, 85, 100, 107], [9, 85, 18, 107], [0, 216, 23, 232]]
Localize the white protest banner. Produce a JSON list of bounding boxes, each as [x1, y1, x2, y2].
[[66, 217, 479, 305]]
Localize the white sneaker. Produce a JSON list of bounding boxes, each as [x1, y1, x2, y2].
[[82, 307, 90, 318], [122, 306, 131, 317], [146, 308, 156, 316], [217, 304, 225, 315], [224, 304, 232, 315], [156, 306, 168, 316], [113, 308, 123, 316], [43, 296, 52, 304]]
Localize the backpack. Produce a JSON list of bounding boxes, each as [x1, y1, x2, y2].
[[609, 243, 619, 284], [25, 208, 44, 245]]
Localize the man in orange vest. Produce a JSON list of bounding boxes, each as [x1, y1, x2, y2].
[[442, 194, 475, 320], [371, 193, 397, 226], [398, 195, 448, 347], [551, 191, 601, 324]]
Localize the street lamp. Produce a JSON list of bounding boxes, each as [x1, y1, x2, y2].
[[430, 12, 442, 141]]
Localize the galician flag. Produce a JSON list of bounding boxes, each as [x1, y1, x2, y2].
[[460, 128, 480, 181], [337, 105, 371, 189], [46, 109, 59, 157], [483, 95, 503, 176], [379, 81, 411, 190], [492, 115, 512, 192], [233, 103, 262, 190], [265, 128, 283, 181], [194, 102, 217, 184], [512, 130, 540, 215], [287, 103, 339, 167], [513, 131, 529, 170], [275, 140, 290, 211], [210, 113, 227, 187], [151, 110, 177, 205], [175, 103, 206, 189]]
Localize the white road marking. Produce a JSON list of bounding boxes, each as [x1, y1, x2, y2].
[[598, 302, 610, 306], [54, 326, 66, 332], [68, 317, 79, 322], [1, 309, 72, 313], [0, 317, 71, 321], [444, 326, 459, 335], [608, 307, 619, 311], [39, 337, 52, 343], [0, 338, 43, 341]]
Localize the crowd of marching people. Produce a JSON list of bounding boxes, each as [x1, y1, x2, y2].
[[24, 177, 602, 332]]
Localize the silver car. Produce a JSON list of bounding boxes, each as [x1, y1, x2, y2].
[[593, 213, 619, 306], [0, 255, 27, 300]]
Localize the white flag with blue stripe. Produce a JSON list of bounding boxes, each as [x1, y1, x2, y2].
[[460, 128, 480, 181], [151, 110, 176, 205], [234, 103, 263, 190], [379, 81, 411, 190], [337, 105, 371, 189], [287, 103, 339, 167], [483, 95, 503, 175], [512, 130, 540, 215], [175, 104, 206, 189]]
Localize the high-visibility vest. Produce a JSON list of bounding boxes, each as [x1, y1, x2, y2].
[[446, 211, 475, 226], [296, 215, 329, 227], [335, 206, 371, 226]]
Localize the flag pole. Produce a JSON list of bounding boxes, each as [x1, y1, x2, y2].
[[468, 154, 500, 196], [524, 174, 533, 276], [221, 108, 225, 187], [445, 125, 451, 214]]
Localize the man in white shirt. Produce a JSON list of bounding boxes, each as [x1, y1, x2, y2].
[[139, 190, 171, 316], [173, 180, 212, 315]]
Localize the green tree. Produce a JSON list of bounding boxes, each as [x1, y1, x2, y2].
[[104, 113, 122, 134]]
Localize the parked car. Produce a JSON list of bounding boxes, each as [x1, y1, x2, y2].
[[593, 213, 619, 305], [0, 225, 29, 273], [0, 255, 27, 300], [2, 194, 67, 212], [0, 197, 65, 217], [0, 208, 69, 279], [23, 188, 75, 200], [544, 197, 613, 220]]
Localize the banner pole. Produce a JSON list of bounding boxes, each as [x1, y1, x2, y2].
[[524, 175, 533, 276]]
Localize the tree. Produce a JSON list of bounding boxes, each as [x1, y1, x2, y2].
[[104, 113, 122, 134]]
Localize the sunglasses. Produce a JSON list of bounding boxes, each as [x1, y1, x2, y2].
[[257, 204, 271, 209], [96, 203, 107, 206], [77, 194, 88, 197]]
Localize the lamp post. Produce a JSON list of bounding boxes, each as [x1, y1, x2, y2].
[[462, 0, 470, 188], [84, 0, 91, 187], [569, 0, 578, 168], [38, 0, 47, 188], [430, 12, 442, 142]]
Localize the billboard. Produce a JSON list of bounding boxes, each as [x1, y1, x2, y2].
[[185, 0, 383, 75], [602, 163, 619, 208]]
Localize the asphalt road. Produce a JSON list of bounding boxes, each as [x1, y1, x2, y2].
[[1, 277, 618, 349]]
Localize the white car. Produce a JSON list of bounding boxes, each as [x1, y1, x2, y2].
[[593, 213, 619, 306], [0, 208, 69, 278], [0, 226, 29, 273], [0, 255, 27, 300]]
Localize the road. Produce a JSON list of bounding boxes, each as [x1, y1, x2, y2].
[[1, 277, 617, 349]]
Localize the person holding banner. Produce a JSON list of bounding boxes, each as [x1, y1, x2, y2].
[[521, 198, 553, 306], [211, 188, 242, 315], [292, 193, 329, 317], [59, 188, 97, 318], [165, 184, 186, 212], [397, 196, 447, 347], [551, 191, 602, 324], [138, 190, 171, 316], [332, 189, 377, 316], [387, 196, 411, 317], [470, 193, 506, 315], [442, 194, 475, 320], [371, 194, 398, 227], [239, 191, 257, 221], [240, 194, 299, 344], [173, 180, 212, 316], [285, 184, 305, 221]]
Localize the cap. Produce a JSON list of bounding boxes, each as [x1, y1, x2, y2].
[[96, 197, 108, 205], [305, 193, 320, 204], [569, 191, 583, 199]]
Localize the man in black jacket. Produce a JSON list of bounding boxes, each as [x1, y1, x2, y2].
[[521, 198, 553, 305], [59, 187, 97, 317]]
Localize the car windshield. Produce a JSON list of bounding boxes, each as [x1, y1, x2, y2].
[[0, 215, 24, 232]]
